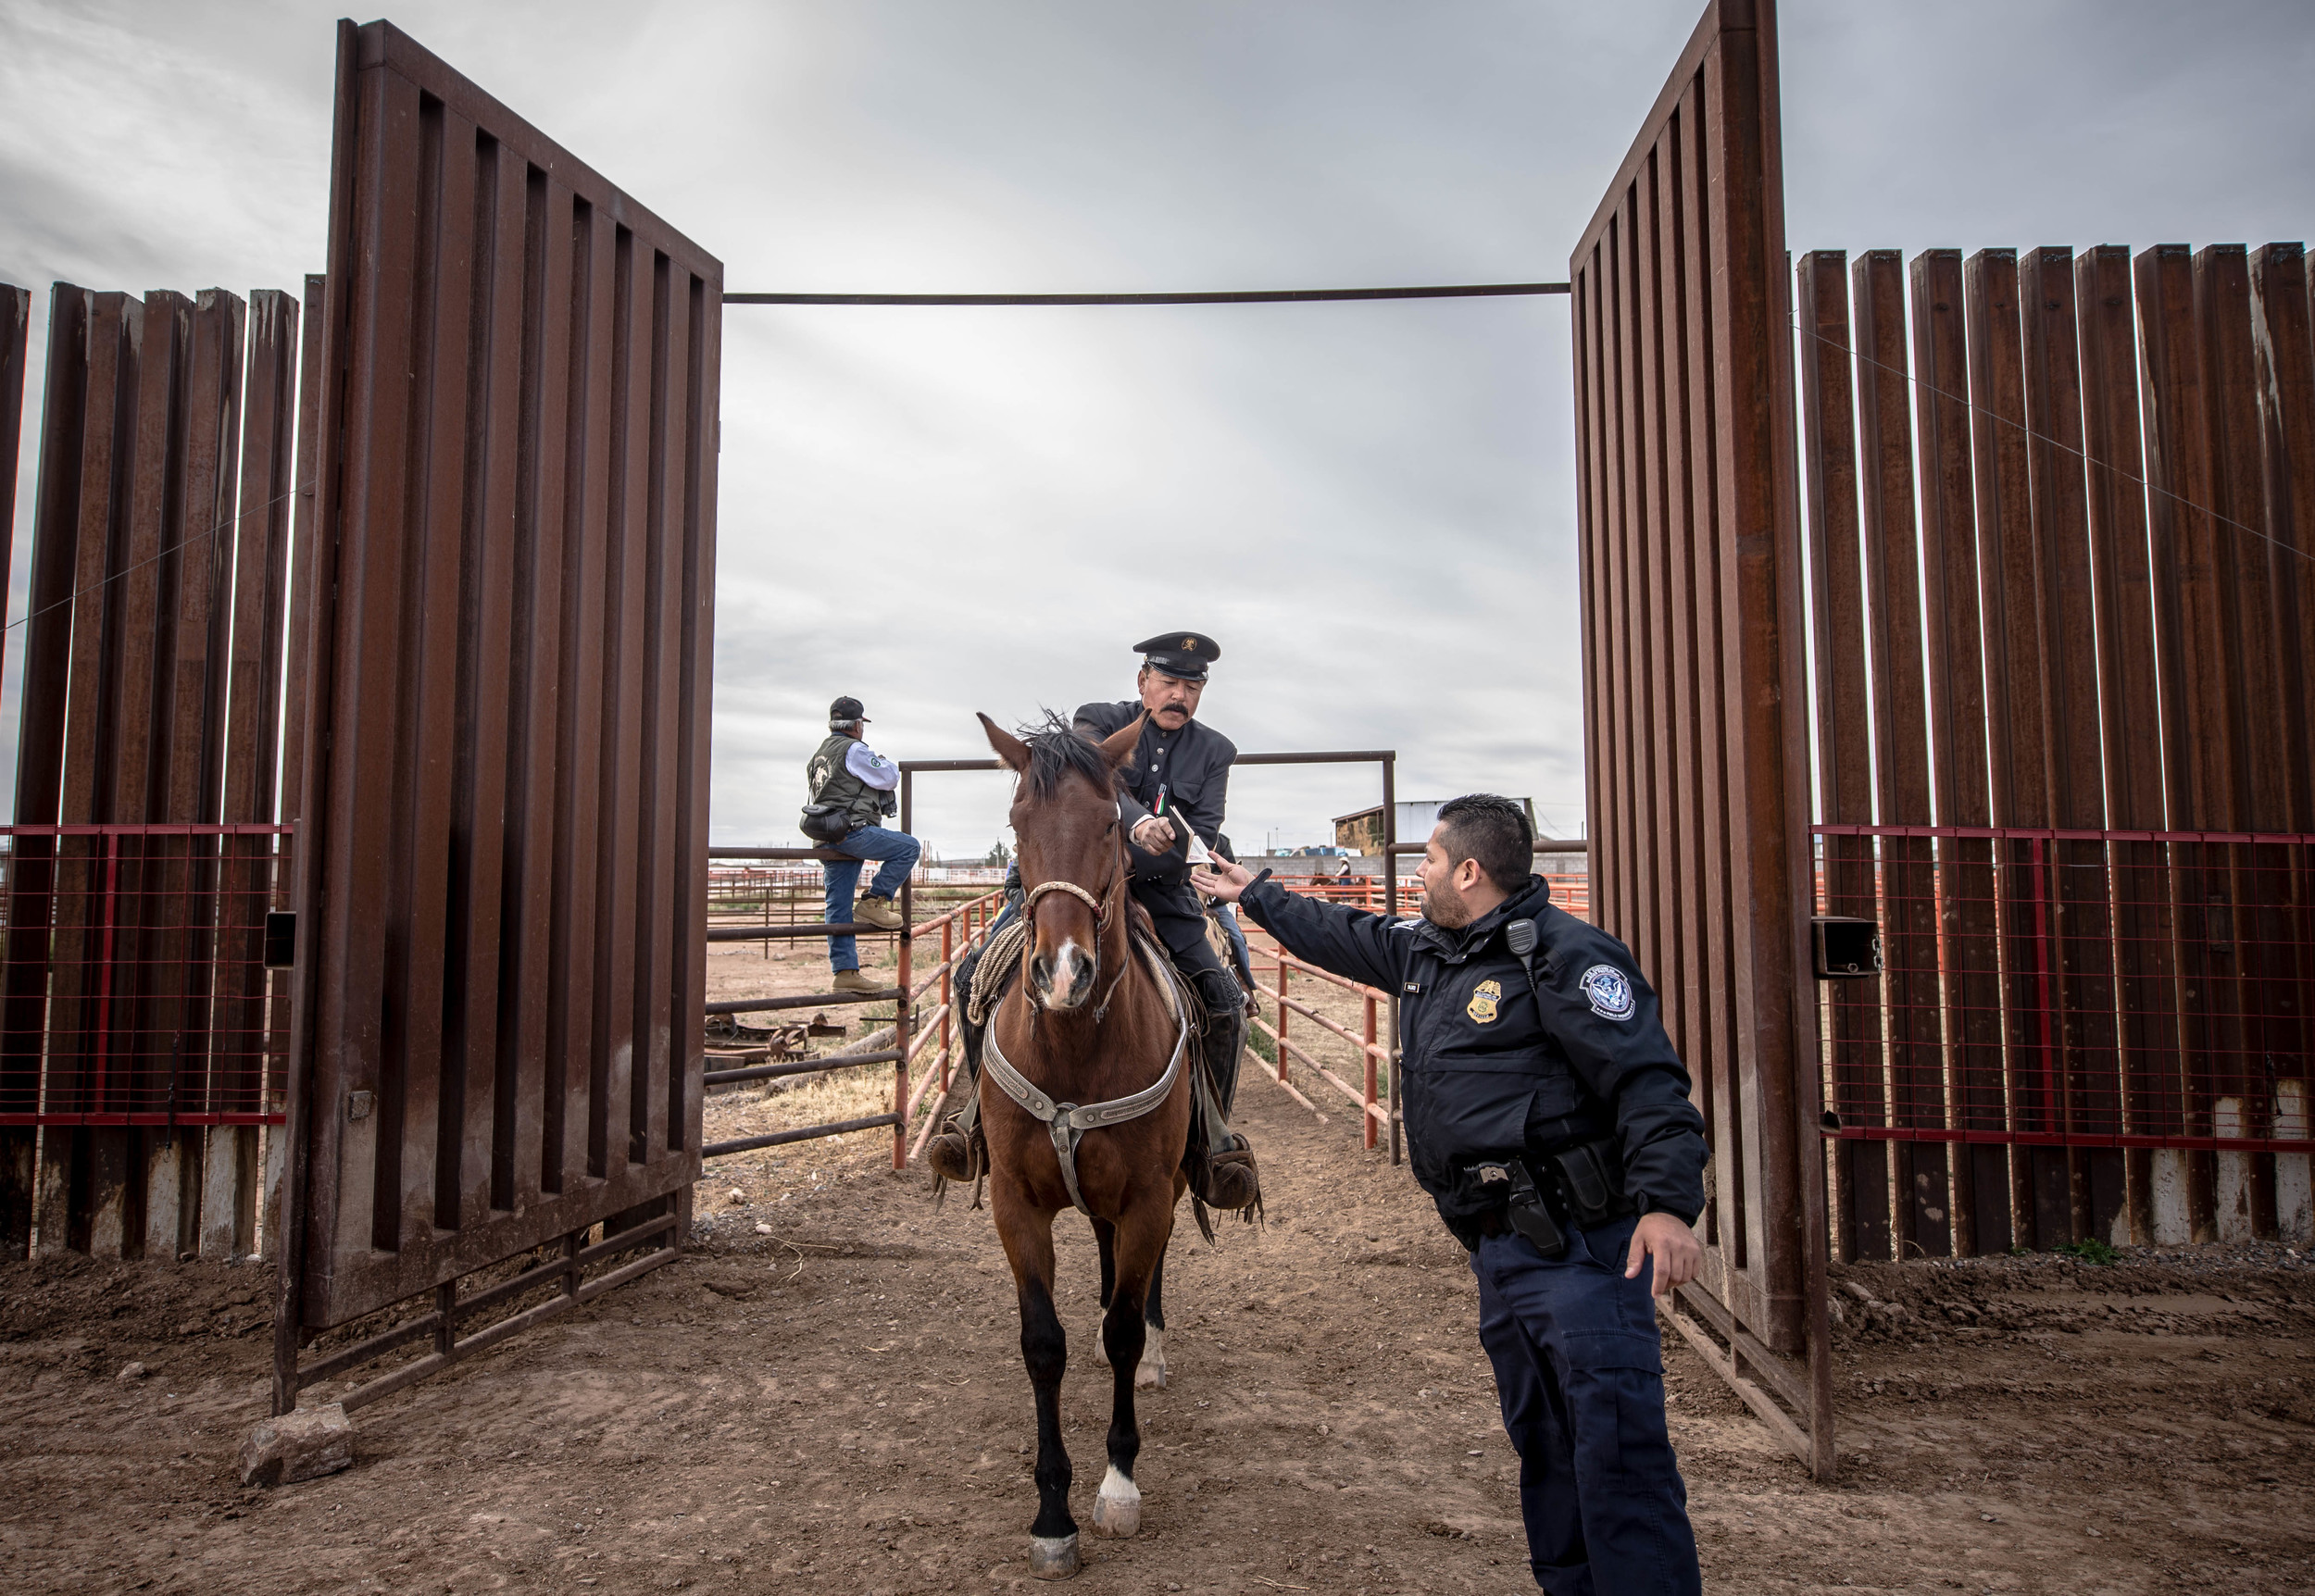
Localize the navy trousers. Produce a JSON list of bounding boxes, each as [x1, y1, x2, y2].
[[1470, 1216, 1702, 1595]]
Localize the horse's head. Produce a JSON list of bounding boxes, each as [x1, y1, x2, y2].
[[980, 710, 1144, 1013]]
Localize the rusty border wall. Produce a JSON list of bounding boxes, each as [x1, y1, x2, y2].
[[1586, 0, 2315, 1477], [0, 284, 23, 1247], [272, 18, 720, 1405], [1570, 0, 1833, 1476], [1802, 242, 2315, 1259], [0, 276, 304, 1265]]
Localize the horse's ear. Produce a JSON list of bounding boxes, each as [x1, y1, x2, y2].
[[1096, 714, 1145, 772], [980, 712, 1031, 773]]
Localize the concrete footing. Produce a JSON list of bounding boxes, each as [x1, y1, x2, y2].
[[240, 1403, 354, 1487]]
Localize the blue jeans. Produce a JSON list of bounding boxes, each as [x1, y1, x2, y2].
[[1470, 1216, 1700, 1595], [823, 825, 920, 971], [1213, 903, 1252, 989]]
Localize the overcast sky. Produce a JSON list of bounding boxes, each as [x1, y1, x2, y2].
[[3, 0, 2312, 857]]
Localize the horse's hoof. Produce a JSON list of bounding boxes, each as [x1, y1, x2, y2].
[[1092, 1466, 1142, 1539], [1029, 1533, 1082, 1578]]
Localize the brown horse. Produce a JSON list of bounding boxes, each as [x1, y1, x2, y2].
[[976, 710, 1195, 1580]]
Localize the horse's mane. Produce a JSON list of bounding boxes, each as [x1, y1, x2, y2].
[[1016, 709, 1115, 802]]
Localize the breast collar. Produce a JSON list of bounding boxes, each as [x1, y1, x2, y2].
[[981, 927, 1190, 1216]]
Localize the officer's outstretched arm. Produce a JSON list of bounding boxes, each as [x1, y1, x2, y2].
[[1195, 866, 1404, 992]]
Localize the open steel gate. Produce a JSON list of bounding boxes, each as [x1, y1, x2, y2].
[[273, 20, 720, 1412], [1570, 0, 1834, 1476]]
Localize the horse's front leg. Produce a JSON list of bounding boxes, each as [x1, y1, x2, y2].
[[1091, 1217, 1117, 1368], [1092, 1188, 1173, 1539], [994, 1181, 1079, 1578]]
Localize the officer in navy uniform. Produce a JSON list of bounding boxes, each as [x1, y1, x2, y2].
[[1195, 793, 1707, 1595], [926, 631, 1258, 1212]]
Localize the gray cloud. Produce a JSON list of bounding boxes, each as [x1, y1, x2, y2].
[[2, 1, 2309, 857]]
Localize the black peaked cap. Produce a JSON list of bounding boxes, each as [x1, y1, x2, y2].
[[1134, 630, 1220, 681]]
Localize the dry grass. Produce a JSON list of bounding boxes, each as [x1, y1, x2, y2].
[[760, 1058, 906, 1130]]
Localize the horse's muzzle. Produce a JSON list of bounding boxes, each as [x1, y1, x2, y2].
[[1030, 941, 1095, 1012]]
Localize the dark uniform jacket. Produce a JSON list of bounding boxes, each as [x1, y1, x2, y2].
[[1240, 873, 1708, 1237], [1071, 701, 1235, 889]]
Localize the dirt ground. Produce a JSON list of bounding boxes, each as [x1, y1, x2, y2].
[[3, 929, 2312, 1593], [3, 1065, 2312, 1595]]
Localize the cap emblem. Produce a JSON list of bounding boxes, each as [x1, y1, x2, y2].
[[1181, 637, 1195, 651]]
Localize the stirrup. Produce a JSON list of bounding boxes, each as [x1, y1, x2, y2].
[[1203, 1140, 1260, 1211], [927, 1098, 986, 1209], [926, 1126, 980, 1185], [1186, 1133, 1261, 1236]]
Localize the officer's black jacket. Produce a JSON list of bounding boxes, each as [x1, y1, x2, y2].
[[1072, 701, 1235, 889], [1239, 873, 1708, 1233]]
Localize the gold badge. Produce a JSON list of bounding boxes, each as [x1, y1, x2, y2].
[[1182, 636, 1196, 651], [1466, 979, 1501, 1024]]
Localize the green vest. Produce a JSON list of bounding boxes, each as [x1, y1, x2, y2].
[[807, 733, 886, 832]]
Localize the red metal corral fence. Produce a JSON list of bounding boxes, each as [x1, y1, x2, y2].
[[695, 861, 1007, 1167]]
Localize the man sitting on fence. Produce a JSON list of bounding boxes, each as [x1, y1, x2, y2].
[[807, 695, 920, 995]]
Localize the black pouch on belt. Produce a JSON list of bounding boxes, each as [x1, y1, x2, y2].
[[1547, 1136, 1633, 1229]]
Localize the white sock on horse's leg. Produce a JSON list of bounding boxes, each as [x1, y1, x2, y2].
[[1135, 1325, 1167, 1390], [1092, 1464, 1142, 1538]]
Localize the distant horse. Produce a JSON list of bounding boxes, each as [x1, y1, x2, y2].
[[974, 710, 1195, 1580]]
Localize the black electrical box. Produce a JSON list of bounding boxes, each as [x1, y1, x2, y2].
[[1810, 916, 1881, 979], [263, 911, 297, 970]]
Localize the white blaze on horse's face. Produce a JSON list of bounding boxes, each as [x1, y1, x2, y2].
[[1032, 933, 1096, 1012]]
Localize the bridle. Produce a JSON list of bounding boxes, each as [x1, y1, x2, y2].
[[1018, 825, 1132, 1022]]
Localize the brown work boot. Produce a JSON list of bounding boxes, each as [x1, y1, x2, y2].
[[831, 968, 885, 995], [852, 893, 905, 930]]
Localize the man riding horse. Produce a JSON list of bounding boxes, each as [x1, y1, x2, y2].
[[926, 630, 1259, 1214]]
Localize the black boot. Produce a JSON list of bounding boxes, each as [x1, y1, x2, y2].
[[925, 1011, 986, 1186], [1191, 1003, 1259, 1213], [924, 1065, 982, 1185]]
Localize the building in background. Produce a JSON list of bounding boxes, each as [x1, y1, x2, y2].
[[1332, 798, 1540, 856]]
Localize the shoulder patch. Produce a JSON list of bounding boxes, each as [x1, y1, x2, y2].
[[1579, 964, 1636, 1021]]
